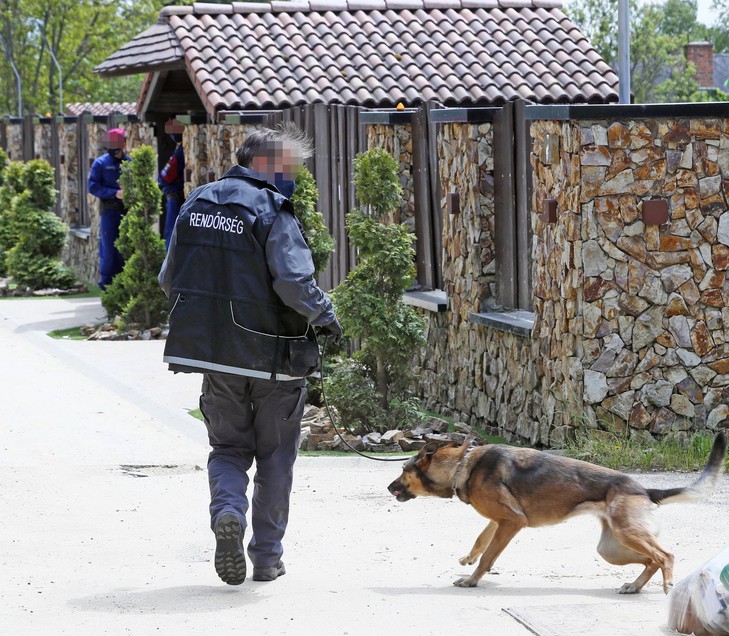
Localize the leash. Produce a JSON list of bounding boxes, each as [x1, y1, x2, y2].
[[316, 335, 409, 462]]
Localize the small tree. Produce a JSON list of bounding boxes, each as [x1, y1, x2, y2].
[[290, 165, 335, 275], [328, 148, 425, 432], [0, 149, 14, 276], [101, 145, 167, 329], [0, 158, 74, 289]]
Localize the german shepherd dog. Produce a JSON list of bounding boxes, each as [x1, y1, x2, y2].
[[387, 432, 726, 593]]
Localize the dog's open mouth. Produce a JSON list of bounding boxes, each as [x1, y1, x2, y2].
[[388, 483, 414, 501]]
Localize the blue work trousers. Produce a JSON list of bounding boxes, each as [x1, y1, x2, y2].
[[98, 206, 125, 289], [200, 373, 306, 568], [162, 192, 183, 249]]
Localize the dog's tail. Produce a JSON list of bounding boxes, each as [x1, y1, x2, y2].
[[647, 431, 727, 505]]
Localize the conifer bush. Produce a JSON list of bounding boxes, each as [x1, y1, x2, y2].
[[0, 157, 75, 289], [328, 148, 426, 433], [101, 145, 167, 329], [290, 165, 334, 275]]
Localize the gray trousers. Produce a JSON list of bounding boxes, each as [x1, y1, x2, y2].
[[199, 372, 306, 568]]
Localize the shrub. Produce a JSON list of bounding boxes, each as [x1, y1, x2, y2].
[[101, 145, 167, 328], [0, 158, 75, 288], [290, 165, 335, 276], [327, 148, 426, 433]]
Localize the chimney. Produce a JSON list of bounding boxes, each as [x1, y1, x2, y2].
[[685, 41, 715, 89]]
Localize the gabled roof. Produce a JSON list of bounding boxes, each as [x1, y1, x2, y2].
[[95, 0, 619, 115]]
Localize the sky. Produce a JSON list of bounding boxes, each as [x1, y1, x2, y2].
[[696, 0, 717, 25]]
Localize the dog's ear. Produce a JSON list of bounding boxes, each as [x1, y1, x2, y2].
[[420, 441, 440, 458], [414, 441, 440, 468]]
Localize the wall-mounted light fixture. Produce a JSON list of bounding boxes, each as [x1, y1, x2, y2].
[[642, 199, 668, 225], [447, 192, 460, 215], [541, 134, 559, 165], [542, 198, 557, 223]]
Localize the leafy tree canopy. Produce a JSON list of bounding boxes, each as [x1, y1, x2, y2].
[[0, 0, 194, 116], [564, 0, 729, 102]]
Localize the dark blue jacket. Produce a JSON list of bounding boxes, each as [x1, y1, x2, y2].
[[159, 165, 335, 380], [88, 151, 130, 202]]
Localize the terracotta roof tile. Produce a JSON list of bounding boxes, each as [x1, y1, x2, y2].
[[66, 102, 138, 116], [96, 0, 619, 112]]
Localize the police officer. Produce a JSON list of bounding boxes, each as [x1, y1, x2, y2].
[[88, 128, 129, 290], [158, 119, 185, 249], [159, 123, 342, 586]]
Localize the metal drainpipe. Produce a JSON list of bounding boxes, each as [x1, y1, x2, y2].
[[618, 0, 631, 104]]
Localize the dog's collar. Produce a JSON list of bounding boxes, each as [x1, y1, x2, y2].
[[453, 446, 475, 503]]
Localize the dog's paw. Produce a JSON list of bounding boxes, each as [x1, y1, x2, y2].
[[618, 583, 640, 594], [458, 555, 476, 566], [453, 576, 478, 588]]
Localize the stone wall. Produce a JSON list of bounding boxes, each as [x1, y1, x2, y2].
[[366, 105, 728, 447], [413, 120, 545, 444], [3, 122, 23, 161], [530, 120, 585, 440], [182, 123, 258, 193], [531, 114, 729, 441]]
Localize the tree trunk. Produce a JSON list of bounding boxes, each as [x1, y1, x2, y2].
[[376, 353, 388, 410]]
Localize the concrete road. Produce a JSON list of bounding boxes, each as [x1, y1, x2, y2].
[[1, 297, 727, 636]]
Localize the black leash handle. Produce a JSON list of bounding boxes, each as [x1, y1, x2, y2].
[[316, 335, 409, 462]]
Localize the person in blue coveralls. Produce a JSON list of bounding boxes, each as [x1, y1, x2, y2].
[[159, 119, 186, 249], [88, 128, 130, 290]]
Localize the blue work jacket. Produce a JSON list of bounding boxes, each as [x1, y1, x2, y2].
[[88, 151, 130, 202]]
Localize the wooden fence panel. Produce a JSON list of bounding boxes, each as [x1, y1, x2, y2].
[[77, 118, 90, 227], [313, 103, 333, 291], [412, 104, 436, 290], [50, 118, 61, 216], [22, 115, 34, 161], [494, 101, 517, 309], [514, 99, 533, 311]]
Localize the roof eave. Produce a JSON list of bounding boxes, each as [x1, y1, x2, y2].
[[95, 59, 186, 78]]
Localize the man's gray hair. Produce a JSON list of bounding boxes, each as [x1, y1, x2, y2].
[[236, 122, 313, 167]]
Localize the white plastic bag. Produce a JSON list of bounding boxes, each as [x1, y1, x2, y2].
[[667, 546, 729, 635]]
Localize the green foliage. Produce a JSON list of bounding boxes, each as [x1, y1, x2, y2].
[[329, 147, 425, 433], [352, 148, 403, 220], [290, 166, 334, 275], [713, 0, 729, 52], [0, 158, 75, 288], [101, 145, 167, 329], [0, 149, 14, 274], [564, 428, 729, 472], [564, 0, 725, 103], [0, 0, 194, 115], [325, 357, 424, 433]]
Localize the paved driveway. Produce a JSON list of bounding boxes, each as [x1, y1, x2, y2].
[[1, 297, 727, 635]]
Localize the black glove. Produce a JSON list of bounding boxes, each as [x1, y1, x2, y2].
[[318, 318, 343, 344]]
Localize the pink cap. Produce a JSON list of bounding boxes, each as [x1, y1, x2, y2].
[[103, 128, 126, 149]]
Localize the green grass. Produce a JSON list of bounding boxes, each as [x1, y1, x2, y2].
[[563, 429, 727, 472], [48, 326, 85, 340]]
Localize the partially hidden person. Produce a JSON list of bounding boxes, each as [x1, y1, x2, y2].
[[158, 123, 342, 586], [88, 128, 129, 290], [159, 119, 185, 249]]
